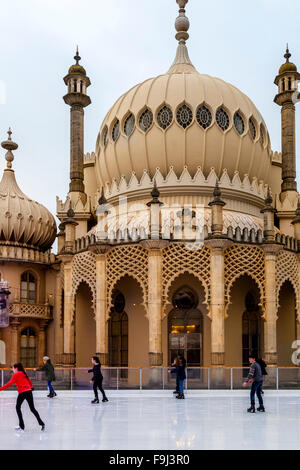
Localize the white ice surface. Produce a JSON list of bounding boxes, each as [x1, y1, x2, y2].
[[0, 390, 300, 450]]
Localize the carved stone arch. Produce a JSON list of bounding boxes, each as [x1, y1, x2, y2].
[[71, 251, 97, 321], [72, 278, 96, 322], [224, 245, 265, 317], [107, 273, 147, 320], [162, 243, 211, 315], [162, 270, 208, 319], [106, 244, 148, 317], [276, 251, 300, 321]]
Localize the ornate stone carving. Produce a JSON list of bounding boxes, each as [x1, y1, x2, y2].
[[71, 251, 97, 320], [276, 250, 300, 320]]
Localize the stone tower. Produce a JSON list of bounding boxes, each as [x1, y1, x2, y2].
[[63, 48, 91, 200], [274, 46, 300, 194], [274, 46, 300, 234]]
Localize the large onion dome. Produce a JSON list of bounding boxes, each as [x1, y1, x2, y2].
[[95, 0, 272, 189], [0, 130, 57, 251]]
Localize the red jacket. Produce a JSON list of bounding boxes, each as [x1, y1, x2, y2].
[[0, 371, 33, 394]]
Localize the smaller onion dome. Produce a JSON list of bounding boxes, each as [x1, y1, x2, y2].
[[68, 47, 86, 76], [0, 129, 57, 251], [279, 45, 298, 74]]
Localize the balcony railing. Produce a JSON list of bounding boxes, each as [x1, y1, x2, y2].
[[1, 367, 300, 390], [9, 302, 52, 319]]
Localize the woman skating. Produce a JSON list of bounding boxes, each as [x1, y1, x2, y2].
[[169, 355, 186, 399], [88, 356, 108, 404], [36, 356, 57, 398], [0, 363, 45, 432]]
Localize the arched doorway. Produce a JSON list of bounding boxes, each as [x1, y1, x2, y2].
[[20, 327, 37, 367], [75, 282, 95, 367], [109, 292, 128, 368], [277, 280, 296, 366], [242, 292, 261, 367], [225, 275, 262, 366], [168, 286, 203, 366]]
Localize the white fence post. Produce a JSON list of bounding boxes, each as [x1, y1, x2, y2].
[[117, 368, 119, 391], [139, 369, 142, 390], [208, 368, 210, 390], [276, 368, 279, 390], [70, 368, 73, 391], [230, 368, 233, 390]]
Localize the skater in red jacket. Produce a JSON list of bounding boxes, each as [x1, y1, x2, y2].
[[0, 363, 45, 432]]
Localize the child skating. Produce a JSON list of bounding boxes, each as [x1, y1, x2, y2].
[[243, 353, 265, 413], [36, 356, 57, 398], [0, 363, 45, 432], [88, 356, 108, 404]]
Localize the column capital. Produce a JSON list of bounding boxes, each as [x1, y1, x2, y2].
[[205, 237, 233, 251], [262, 243, 283, 256], [58, 254, 74, 265], [140, 240, 169, 251], [88, 243, 111, 256]]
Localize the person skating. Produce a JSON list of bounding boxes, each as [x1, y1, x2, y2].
[[243, 353, 265, 413], [0, 363, 45, 432], [169, 355, 186, 399], [88, 356, 108, 404], [171, 357, 180, 395], [36, 356, 57, 398]]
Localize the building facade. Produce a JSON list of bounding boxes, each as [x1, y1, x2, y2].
[[1, 0, 300, 368]]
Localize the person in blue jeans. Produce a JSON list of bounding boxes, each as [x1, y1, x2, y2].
[[169, 355, 186, 399], [36, 356, 57, 398], [243, 353, 265, 413]]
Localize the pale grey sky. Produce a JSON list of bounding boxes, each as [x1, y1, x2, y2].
[[1, 0, 300, 223]]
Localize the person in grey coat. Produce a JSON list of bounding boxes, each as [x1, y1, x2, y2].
[[36, 356, 57, 398], [243, 353, 264, 413]]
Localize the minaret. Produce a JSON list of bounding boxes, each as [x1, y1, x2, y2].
[[274, 45, 300, 194], [63, 48, 91, 199], [168, 0, 195, 74]]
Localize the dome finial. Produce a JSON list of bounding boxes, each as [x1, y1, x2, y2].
[[74, 46, 81, 65], [1, 128, 18, 169], [168, 0, 195, 74], [284, 43, 291, 63]]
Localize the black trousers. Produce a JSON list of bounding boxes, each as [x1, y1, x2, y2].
[[93, 378, 107, 400], [16, 391, 44, 430]]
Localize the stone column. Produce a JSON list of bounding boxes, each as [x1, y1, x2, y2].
[[281, 102, 297, 193], [10, 319, 21, 365], [69, 105, 85, 193], [89, 244, 110, 365], [37, 321, 48, 365], [206, 238, 233, 366], [141, 240, 169, 366], [60, 255, 76, 366], [262, 244, 283, 365]]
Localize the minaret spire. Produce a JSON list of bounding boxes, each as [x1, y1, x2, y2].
[[1, 128, 18, 170], [168, 0, 196, 74]]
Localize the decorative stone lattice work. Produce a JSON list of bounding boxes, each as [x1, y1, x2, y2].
[[71, 251, 97, 319], [162, 243, 211, 315], [10, 303, 52, 319], [224, 245, 265, 316], [106, 244, 149, 316], [276, 250, 300, 319]]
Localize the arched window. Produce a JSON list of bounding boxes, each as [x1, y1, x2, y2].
[[21, 272, 36, 304], [109, 292, 128, 369], [20, 328, 37, 367], [168, 287, 203, 366]]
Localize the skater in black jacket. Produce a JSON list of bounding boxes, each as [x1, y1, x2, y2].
[[169, 355, 186, 399], [88, 356, 108, 404]]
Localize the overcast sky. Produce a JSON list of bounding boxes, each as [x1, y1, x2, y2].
[[1, 0, 300, 223]]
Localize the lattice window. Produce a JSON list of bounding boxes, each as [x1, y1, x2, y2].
[[216, 108, 230, 131], [224, 245, 265, 315], [71, 251, 97, 319], [157, 105, 173, 130], [102, 126, 108, 146], [196, 105, 212, 129], [260, 124, 265, 146], [112, 120, 120, 142], [124, 113, 135, 136], [249, 118, 256, 140], [276, 250, 300, 317], [106, 245, 148, 316], [234, 112, 245, 135], [162, 243, 211, 315], [176, 104, 193, 129], [139, 108, 153, 132]]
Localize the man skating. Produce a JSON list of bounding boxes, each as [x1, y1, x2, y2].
[[243, 353, 265, 413]]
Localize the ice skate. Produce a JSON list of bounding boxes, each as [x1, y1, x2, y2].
[[91, 398, 99, 404], [41, 424, 45, 431], [257, 405, 265, 412], [15, 426, 24, 433], [247, 405, 255, 413], [102, 397, 109, 402]]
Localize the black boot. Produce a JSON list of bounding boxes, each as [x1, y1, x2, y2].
[[257, 405, 265, 412], [102, 397, 109, 402], [48, 391, 54, 398], [176, 393, 185, 399], [91, 398, 99, 404], [247, 405, 255, 413]]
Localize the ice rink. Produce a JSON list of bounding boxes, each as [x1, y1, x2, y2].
[[0, 390, 300, 450]]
